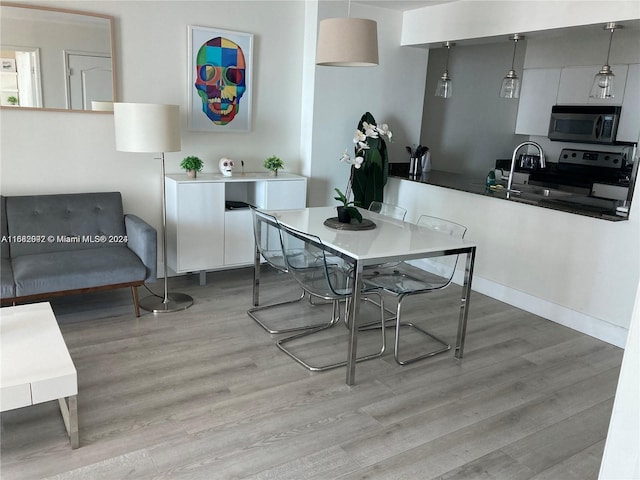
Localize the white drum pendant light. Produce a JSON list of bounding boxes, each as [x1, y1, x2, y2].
[[315, 1, 378, 67], [590, 23, 622, 99]]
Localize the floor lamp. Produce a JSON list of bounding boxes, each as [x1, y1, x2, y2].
[[113, 102, 194, 313]]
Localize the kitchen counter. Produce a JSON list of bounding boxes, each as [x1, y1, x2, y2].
[[388, 167, 628, 222]]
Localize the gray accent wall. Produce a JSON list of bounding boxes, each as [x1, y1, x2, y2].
[[420, 41, 527, 179]]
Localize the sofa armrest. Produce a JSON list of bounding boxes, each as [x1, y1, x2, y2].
[[125, 214, 157, 282]]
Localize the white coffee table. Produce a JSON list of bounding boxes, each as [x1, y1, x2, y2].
[[1, 302, 79, 448]]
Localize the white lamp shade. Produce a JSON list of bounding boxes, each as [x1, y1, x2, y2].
[[316, 17, 378, 67], [114, 103, 181, 153]]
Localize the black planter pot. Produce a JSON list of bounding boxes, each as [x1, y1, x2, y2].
[[336, 206, 351, 223]]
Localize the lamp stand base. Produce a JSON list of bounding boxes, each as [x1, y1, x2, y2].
[[139, 292, 194, 313]]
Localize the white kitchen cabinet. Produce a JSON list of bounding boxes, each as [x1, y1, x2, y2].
[[165, 173, 307, 275], [617, 63, 640, 143], [515, 68, 561, 136], [556, 65, 627, 105]]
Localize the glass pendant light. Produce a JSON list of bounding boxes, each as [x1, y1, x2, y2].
[[435, 42, 455, 98], [500, 34, 523, 99], [590, 23, 622, 99]]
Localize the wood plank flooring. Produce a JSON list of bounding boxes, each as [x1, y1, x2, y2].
[[0, 267, 623, 479]]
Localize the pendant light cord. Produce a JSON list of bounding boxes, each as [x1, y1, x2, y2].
[[444, 44, 450, 71], [604, 27, 615, 65], [510, 38, 518, 70]]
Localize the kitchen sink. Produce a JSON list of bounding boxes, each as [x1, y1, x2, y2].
[[508, 184, 575, 198], [485, 183, 576, 202]]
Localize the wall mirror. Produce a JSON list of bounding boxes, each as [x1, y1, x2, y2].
[[0, 2, 116, 112]]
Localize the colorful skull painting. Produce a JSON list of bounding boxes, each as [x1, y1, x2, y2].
[[195, 37, 246, 125]]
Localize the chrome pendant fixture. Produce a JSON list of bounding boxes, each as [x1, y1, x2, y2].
[[500, 34, 523, 99], [315, 0, 379, 67], [435, 42, 455, 98], [590, 23, 622, 99]]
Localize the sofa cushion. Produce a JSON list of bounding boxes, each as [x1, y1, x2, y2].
[[6, 192, 127, 257], [1, 257, 15, 298], [1, 195, 9, 259], [12, 247, 146, 297]]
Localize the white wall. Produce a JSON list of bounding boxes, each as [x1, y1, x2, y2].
[[599, 281, 640, 478], [1, 0, 306, 274], [1, 0, 429, 269], [307, 1, 427, 207]]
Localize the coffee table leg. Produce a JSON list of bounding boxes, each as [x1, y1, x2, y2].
[[58, 395, 79, 449]]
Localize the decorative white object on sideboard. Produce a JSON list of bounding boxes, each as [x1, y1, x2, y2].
[[164, 173, 307, 280]]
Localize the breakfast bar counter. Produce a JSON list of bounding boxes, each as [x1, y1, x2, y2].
[[389, 168, 630, 222]]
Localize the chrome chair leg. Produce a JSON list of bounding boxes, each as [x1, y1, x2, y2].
[[276, 295, 386, 372], [393, 294, 450, 365], [248, 289, 339, 334]]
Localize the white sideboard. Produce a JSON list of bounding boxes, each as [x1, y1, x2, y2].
[[165, 173, 307, 280]]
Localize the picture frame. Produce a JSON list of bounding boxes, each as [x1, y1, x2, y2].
[[1, 58, 17, 73], [188, 25, 253, 132]]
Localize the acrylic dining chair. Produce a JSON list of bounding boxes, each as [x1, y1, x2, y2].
[[368, 201, 407, 221], [275, 223, 387, 372], [363, 214, 467, 365], [247, 207, 336, 334]]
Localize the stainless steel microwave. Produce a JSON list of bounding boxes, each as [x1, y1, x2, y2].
[[548, 105, 621, 144]]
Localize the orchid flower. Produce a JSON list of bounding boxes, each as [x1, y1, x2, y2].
[[356, 141, 370, 152], [353, 156, 364, 168], [376, 123, 392, 140], [353, 129, 366, 144], [362, 122, 379, 139]]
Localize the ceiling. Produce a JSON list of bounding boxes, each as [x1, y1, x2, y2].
[[353, 1, 456, 11]]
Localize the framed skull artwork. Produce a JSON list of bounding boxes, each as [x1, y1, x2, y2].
[[188, 26, 253, 132]]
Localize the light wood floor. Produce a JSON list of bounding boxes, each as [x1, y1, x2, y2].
[[0, 267, 622, 479]]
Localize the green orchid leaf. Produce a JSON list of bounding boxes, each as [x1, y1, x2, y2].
[[346, 206, 363, 223]]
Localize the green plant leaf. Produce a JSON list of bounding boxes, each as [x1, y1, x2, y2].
[[346, 206, 363, 223]]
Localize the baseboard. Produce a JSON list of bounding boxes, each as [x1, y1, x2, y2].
[[457, 272, 629, 348]]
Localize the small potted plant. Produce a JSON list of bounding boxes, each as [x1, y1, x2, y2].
[[7, 96, 18, 106], [334, 188, 362, 223], [180, 156, 203, 178], [263, 155, 284, 176]]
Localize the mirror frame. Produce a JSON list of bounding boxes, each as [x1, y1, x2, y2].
[[0, 2, 116, 113]]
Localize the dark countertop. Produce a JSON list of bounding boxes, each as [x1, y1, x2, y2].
[[388, 165, 628, 222]]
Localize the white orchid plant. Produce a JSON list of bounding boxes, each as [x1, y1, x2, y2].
[[340, 121, 392, 172], [337, 115, 392, 210]]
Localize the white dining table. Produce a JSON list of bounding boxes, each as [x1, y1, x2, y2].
[[259, 206, 477, 386]]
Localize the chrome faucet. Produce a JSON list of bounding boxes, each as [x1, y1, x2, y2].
[[506, 141, 546, 198]]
